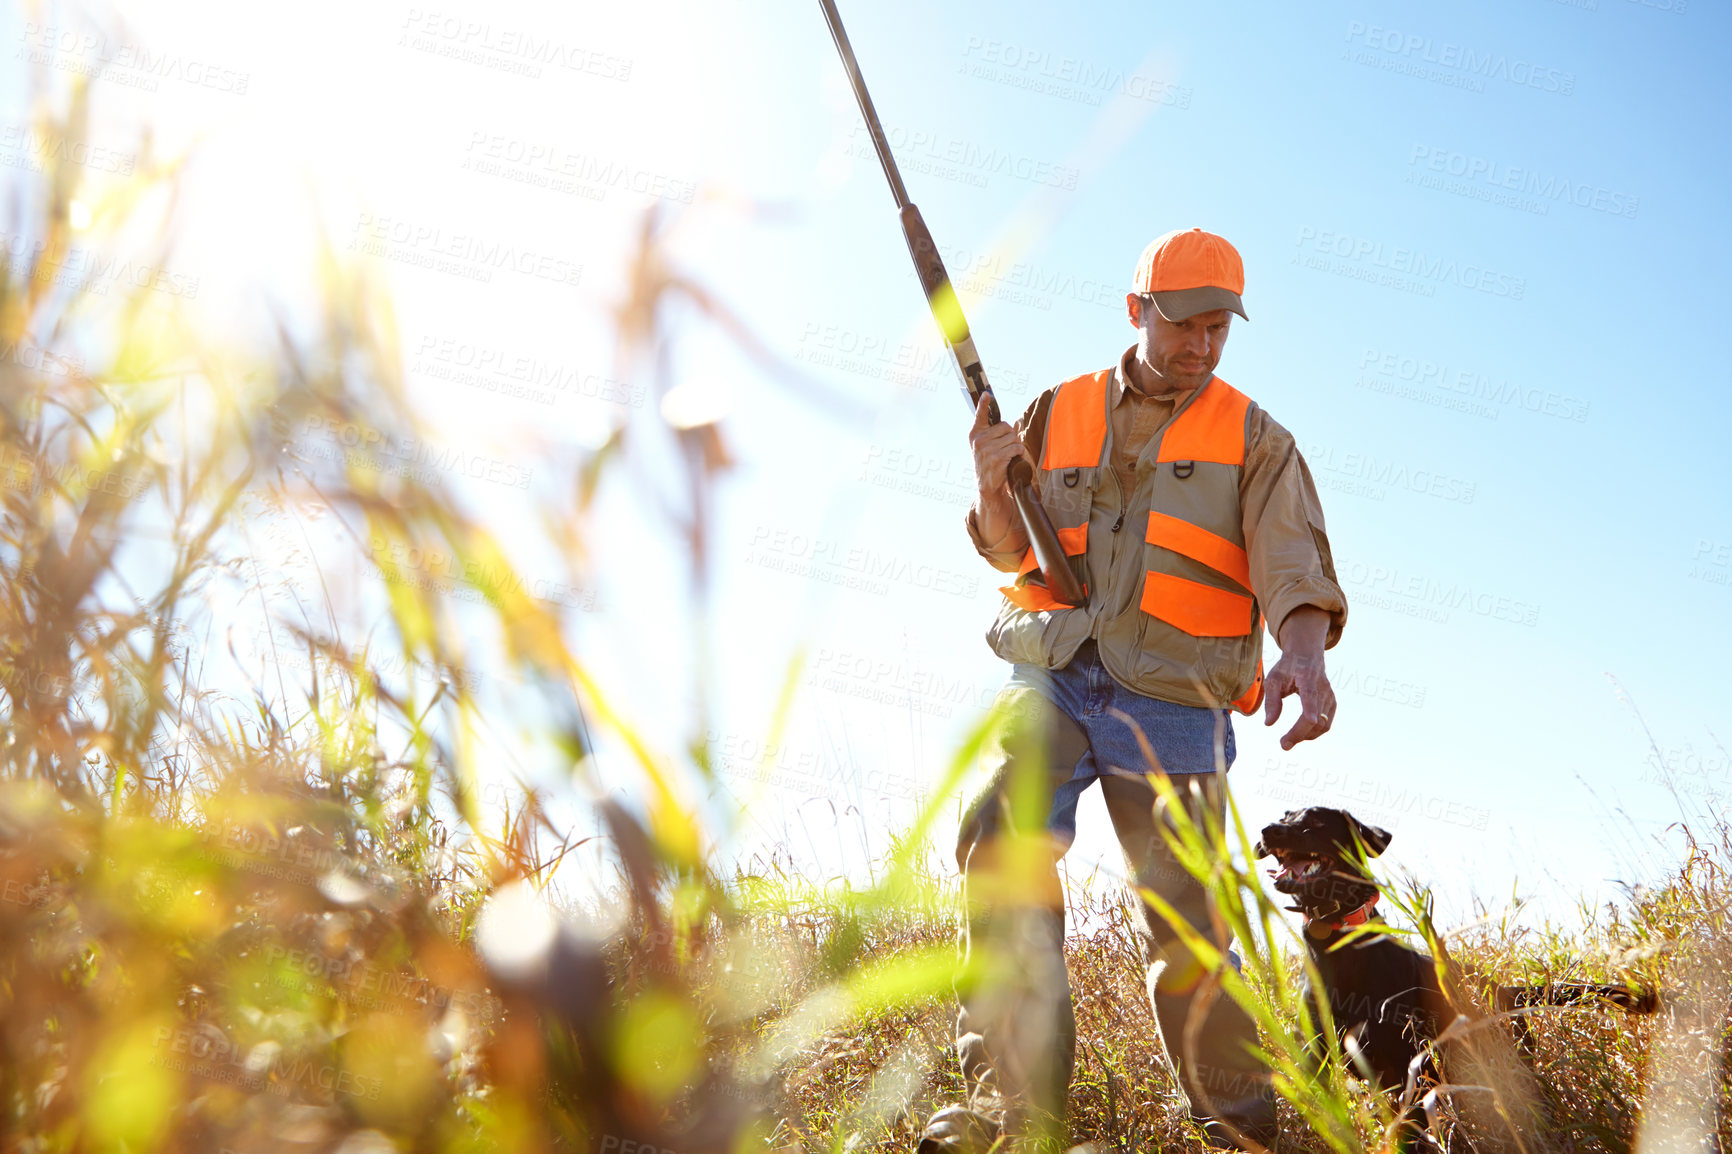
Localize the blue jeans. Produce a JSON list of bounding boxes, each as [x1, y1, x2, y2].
[[949, 640, 1268, 1133], [1009, 639, 1237, 848]]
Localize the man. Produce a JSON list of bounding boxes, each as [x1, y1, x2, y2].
[[920, 228, 1347, 1152]]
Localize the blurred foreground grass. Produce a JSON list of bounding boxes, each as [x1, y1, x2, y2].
[[1, 55, 1729, 1154]]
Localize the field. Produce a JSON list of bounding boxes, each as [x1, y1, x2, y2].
[[1, 65, 1728, 1154]]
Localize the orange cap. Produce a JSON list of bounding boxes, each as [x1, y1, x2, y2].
[[1131, 228, 1248, 321]]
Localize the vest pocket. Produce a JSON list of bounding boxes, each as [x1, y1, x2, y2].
[[1128, 611, 1259, 710], [1195, 631, 1258, 708]]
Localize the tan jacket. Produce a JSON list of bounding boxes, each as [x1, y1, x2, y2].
[[967, 345, 1346, 708]]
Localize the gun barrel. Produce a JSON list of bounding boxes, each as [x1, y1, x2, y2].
[[816, 0, 910, 210], [815, 0, 1086, 609]]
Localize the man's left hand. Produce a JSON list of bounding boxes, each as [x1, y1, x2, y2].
[[1263, 606, 1336, 750]]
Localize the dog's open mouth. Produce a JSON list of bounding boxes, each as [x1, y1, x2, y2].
[[1269, 852, 1329, 888]]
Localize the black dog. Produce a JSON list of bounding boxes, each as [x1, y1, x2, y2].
[[1256, 807, 1445, 1095], [1255, 807, 1657, 1107]]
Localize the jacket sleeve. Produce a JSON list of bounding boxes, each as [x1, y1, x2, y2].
[[1240, 407, 1349, 649], [964, 392, 1047, 573]]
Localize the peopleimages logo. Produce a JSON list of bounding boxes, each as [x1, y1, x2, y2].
[[743, 525, 980, 599], [1300, 440, 1477, 505], [348, 213, 582, 288], [708, 729, 922, 802], [1690, 538, 1730, 588], [398, 9, 632, 81], [844, 122, 1080, 191], [957, 37, 1192, 109], [298, 414, 534, 491], [461, 132, 695, 204], [1338, 559, 1540, 627], [1258, 757, 1490, 832], [937, 243, 1121, 312], [16, 23, 251, 94], [1408, 146, 1638, 220], [1294, 227, 1525, 300], [794, 322, 948, 392], [1342, 22, 1575, 95], [0, 125, 136, 175], [1356, 348, 1590, 424], [413, 334, 646, 409], [0, 232, 200, 299], [805, 645, 1001, 720]]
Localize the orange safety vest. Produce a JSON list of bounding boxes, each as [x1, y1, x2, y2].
[[997, 370, 1265, 715]]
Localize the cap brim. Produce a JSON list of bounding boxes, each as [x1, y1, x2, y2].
[[1149, 285, 1247, 322]]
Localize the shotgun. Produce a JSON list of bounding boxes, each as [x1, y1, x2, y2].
[[816, 0, 1087, 608]]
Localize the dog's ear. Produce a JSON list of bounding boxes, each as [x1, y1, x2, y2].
[[1346, 814, 1392, 858]]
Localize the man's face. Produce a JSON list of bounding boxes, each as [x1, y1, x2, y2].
[[1126, 294, 1232, 393]]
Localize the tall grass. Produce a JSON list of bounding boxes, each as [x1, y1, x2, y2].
[[0, 56, 981, 1151], [1, 56, 1728, 1154]]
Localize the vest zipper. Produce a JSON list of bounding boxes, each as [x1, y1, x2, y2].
[[1110, 510, 1125, 533]]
